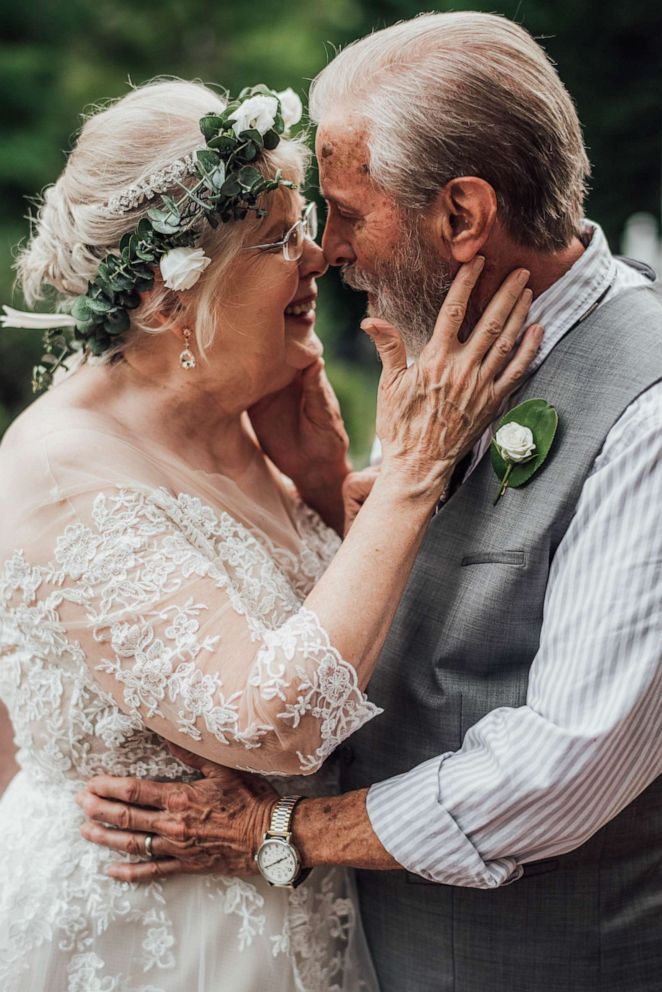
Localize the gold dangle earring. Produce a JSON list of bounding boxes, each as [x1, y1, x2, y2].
[[179, 328, 196, 370]]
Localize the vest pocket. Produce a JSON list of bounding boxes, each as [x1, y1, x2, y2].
[[461, 550, 526, 567]]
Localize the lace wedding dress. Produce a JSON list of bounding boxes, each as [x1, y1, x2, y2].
[[0, 417, 381, 992]]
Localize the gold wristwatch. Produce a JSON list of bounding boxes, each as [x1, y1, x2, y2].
[[254, 796, 311, 888]]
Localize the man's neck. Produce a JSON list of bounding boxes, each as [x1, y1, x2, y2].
[[466, 234, 587, 333]]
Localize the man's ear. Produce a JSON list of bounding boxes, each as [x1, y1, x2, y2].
[[431, 177, 497, 262]]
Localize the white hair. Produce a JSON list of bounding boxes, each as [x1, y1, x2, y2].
[[309, 12, 590, 251], [16, 79, 309, 357]]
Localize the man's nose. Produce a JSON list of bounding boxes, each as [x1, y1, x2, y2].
[[321, 219, 356, 268]]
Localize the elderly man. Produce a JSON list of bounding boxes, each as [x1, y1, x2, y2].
[[78, 12, 662, 992]]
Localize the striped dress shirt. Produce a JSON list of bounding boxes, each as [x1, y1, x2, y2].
[[366, 221, 662, 887]]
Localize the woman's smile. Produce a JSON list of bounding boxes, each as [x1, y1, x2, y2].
[[284, 293, 317, 327]]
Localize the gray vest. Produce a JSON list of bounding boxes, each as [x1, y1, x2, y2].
[[342, 285, 662, 992]]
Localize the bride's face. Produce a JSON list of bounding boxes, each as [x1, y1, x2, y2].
[[205, 191, 328, 400]]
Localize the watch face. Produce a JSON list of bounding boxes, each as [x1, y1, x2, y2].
[[256, 838, 299, 886]]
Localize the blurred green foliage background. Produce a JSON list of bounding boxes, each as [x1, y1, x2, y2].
[[1, 0, 660, 461]]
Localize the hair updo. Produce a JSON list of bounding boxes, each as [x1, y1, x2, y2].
[[16, 79, 310, 355]]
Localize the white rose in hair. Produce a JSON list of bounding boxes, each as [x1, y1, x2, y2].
[[277, 88, 303, 129], [159, 247, 211, 291], [495, 422, 536, 462], [229, 95, 279, 137]]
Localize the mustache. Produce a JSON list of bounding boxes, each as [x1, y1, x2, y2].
[[339, 263, 379, 293]]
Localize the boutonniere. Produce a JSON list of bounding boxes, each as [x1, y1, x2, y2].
[[490, 398, 559, 504]]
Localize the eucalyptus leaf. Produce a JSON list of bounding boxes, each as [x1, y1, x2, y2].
[[86, 297, 113, 314], [208, 135, 236, 154], [198, 113, 225, 141], [122, 291, 142, 309], [150, 217, 181, 235], [108, 274, 134, 292], [244, 83, 271, 97], [196, 149, 221, 171], [160, 195, 181, 217], [71, 296, 95, 321], [106, 309, 130, 334], [220, 177, 241, 197], [242, 143, 258, 161], [74, 319, 97, 338], [236, 166, 262, 189], [263, 130, 279, 151]]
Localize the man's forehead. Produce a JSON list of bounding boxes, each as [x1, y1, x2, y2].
[[316, 121, 371, 192], [316, 119, 369, 158]]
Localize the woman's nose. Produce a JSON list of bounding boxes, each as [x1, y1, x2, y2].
[[299, 238, 328, 279]]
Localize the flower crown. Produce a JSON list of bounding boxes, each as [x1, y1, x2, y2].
[[2, 85, 303, 391]]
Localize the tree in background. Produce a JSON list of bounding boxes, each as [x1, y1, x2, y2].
[[1, 0, 660, 459]]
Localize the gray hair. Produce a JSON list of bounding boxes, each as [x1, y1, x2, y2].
[[309, 12, 590, 252], [16, 79, 309, 358]]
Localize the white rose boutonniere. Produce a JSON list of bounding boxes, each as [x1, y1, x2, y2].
[[229, 95, 279, 137], [277, 88, 303, 130], [490, 398, 559, 504], [160, 247, 211, 291], [494, 422, 537, 463]]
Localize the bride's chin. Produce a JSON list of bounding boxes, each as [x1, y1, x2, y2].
[[285, 331, 324, 368]]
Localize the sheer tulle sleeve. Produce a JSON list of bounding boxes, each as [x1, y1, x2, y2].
[[2, 428, 381, 775]]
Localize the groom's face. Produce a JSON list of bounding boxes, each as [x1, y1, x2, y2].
[[316, 121, 454, 355]]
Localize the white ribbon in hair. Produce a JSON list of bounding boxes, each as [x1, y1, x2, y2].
[[1, 305, 78, 330]]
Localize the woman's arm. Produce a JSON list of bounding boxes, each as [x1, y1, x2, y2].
[[248, 358, 352, 536], [33, 262, 539, 778], [299, 261, 539, 680], [0, 701, 18, 797]]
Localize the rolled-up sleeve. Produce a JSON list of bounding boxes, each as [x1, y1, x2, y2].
[[367, 383, 662, 887]]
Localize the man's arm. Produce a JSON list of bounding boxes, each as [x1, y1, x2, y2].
[[312, 384, 662, 887], [293, 788, 399, 870], [77, 385, 662, 885]]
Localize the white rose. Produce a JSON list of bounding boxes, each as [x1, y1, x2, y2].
[[228, 95, 279, 137], [495, 421, 537, 462], [159, 247, 211, 291], [277, 87, 303, 129]]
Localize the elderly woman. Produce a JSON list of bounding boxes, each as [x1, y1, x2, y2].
[[0, 79, 539, 991]]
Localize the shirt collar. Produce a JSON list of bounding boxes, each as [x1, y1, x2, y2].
[[526, 220, 616, 371]]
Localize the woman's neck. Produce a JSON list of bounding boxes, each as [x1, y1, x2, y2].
[[59, 358, 259, 477]]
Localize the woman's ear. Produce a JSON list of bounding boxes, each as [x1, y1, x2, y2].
[[142, 271, 187, 339], [430, 177, 497, 263]]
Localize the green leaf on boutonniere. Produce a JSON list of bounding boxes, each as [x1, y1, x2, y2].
[[490, 398, 559, 504]]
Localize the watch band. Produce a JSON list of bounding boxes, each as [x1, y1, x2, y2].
[[264, 796, 311, 888], [268, 795, 303, 838]]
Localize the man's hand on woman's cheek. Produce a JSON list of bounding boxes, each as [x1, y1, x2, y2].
[[75, 744, 279, 883]]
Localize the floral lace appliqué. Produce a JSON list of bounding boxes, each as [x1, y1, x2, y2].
[[0, 482, 379, 991]]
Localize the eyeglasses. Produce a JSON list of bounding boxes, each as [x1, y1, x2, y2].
[[242, 201, 318, 262]]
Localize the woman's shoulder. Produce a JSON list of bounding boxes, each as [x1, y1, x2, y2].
[[0, 396, 162, 506]]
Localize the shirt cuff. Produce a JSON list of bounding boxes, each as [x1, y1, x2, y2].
[[366, 755, 522, 888]]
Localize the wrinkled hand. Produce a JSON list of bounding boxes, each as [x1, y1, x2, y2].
[[248, 358, 350, 488], [75, 744, 278, 883], [342, 467, 379, 535], [363, 258, 542, 503]]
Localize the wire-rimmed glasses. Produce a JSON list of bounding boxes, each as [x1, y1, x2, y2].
[[242, 201, 318, 262]]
